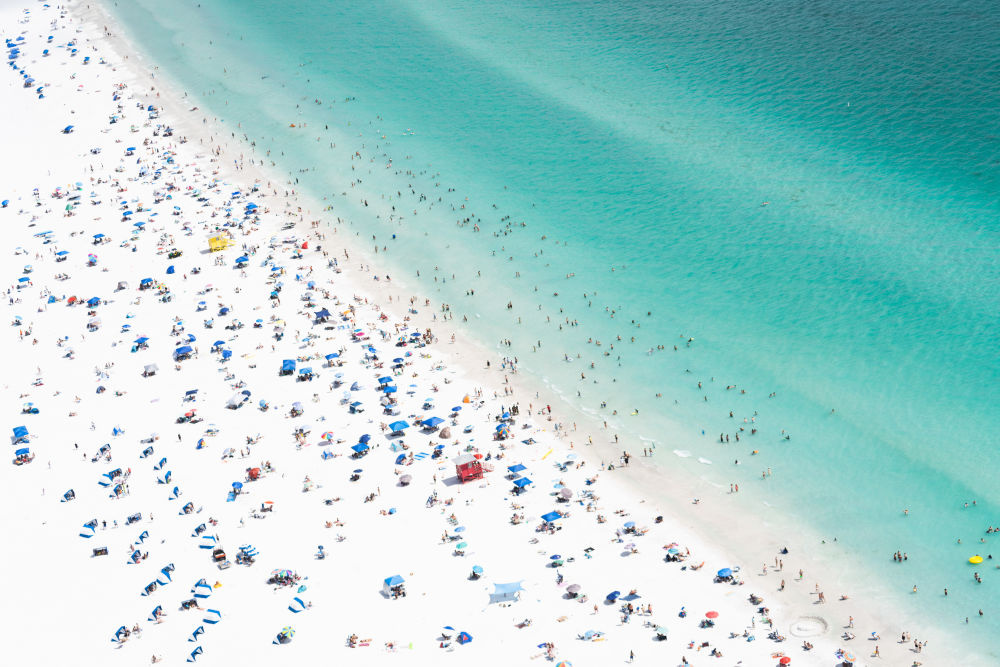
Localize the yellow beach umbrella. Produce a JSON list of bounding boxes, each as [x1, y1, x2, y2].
[[969, 555, 984, 564]]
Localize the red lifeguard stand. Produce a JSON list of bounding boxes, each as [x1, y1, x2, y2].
[[454, 454, 484, 483]]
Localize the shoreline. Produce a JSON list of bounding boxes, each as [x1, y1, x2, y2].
[[0, 0, 987, 664], [82, 0, 962, 655]]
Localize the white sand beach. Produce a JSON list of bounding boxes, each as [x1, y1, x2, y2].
[[0, 2, 939, 666]]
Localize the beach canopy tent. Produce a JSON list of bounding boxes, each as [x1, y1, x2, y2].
[[507, 464, 527, 474], [512, 477, 533, 488], [377, 376, 393, 385], [489, 581, 524, 604], [382, 575, 405, 596], [351, 443, 369, 454], [174, 345, 193, 359], [144, 364, 159, 375], [423, 416, 444, 429], [389, 420, 409, 433], [541, 511, 562, 523], [227, 390, 251, 408], [13, 426, 29, 442], [325, 353, 339, 361], [280, 359, 296, 375]]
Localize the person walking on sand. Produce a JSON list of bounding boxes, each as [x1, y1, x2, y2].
[[629, 649, 634, 662]]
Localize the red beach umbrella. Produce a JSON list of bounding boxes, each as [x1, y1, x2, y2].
[[779, 657, 791, 665], [705, 610, 719, 619]]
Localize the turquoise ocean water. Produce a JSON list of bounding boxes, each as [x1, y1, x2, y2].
[[103, 0, 999, 654]]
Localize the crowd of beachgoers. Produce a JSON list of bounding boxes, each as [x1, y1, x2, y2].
[[0, 1, 952, 665]]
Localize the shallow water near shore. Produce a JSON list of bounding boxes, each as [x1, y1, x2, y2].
[[104, 0, 1000, 655]]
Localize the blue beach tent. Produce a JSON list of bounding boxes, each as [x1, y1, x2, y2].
[[512, 477, 533, 488], [540, 511, 562, 522], [489, 581, 524, 604]]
